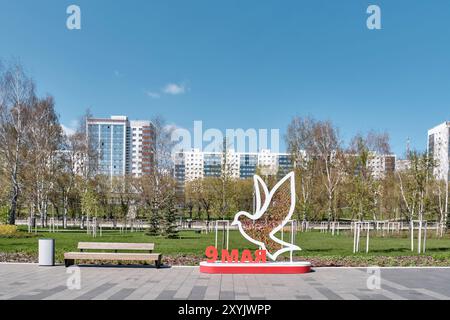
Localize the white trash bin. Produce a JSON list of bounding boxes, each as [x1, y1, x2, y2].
[[39, 239, 55, 266]]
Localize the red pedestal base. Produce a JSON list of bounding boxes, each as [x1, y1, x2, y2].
[[199, 262, 312, 274]]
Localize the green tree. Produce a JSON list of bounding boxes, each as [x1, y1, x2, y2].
[[163, 197, 179, 239], [81, 185, 99, 219], [147, 202, 161, 236]]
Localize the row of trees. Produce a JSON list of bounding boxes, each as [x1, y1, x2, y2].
[[184, 177, 253, 221], [184, 117, 448, 232], [286, 117, 447, 228]]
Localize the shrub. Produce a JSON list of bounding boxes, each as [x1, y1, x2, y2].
[[0, 225, 18, 237], [0, 225, 34, 239]]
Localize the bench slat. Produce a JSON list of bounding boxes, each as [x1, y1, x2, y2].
[[77, 242, 155, 251], [65, 252, 161, 262]]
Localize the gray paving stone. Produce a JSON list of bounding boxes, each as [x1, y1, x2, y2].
[[357, 294, 390, 300], [2, 265, 450, 300], [220, 291, 235, 300], [108, 289, 135, 300], [312, 287, 344, 300], [188, 286, 207, 300], [156, 290, 177, 300], [75, 283, 117, 300], [381, 284, 434, 300], [11, 286, 67, 300]]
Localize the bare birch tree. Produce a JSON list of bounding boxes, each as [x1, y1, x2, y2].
[[397, 151, 436, 253], [346, 132, 392, 221], [286, 117, 344, 224], [27, 96, 62, 227], [0, 62, 35, 225]]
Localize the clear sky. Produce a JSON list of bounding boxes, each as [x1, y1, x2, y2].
[[1, 0, 449, 156]]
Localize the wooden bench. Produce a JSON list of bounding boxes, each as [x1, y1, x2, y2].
[[64, 242, 162, 268]]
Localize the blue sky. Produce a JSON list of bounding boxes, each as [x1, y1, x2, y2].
[[1, 0, 449, 156]]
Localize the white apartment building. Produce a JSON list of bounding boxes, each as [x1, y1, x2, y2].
[[428, 122, 450, 181], [129, 120, 154, 177], [368, 153, 396, 179], [179, 149, 205, 181], [174, 149, 293, 184], [257, 149, 279, 175]]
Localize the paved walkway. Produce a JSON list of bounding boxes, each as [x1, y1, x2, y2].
[[0, 264, 450, 300]]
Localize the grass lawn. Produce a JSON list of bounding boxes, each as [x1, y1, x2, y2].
[[1, 227, 450, 266]]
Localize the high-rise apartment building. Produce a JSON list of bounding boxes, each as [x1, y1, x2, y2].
[[87, 116, 155, 178], [87, 116, 129, 177], [129, 120, 155, 176], [173, 149, 294, 186], [428, 122, 450, 181], [368, 154, 396, 179]]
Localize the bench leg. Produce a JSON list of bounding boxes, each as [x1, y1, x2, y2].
[[155, 257, 162, 269], [65, 259, 75, 268]]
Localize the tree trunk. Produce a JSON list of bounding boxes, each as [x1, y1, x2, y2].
[[8, 118, 22, 226], [8, 189, 18, 225], [63, 194, 69, 229], [63, 206, 68, 229], [417, 218, 422, 254], [445, 179, 449, 232], [29, 205, 35, 229], [327, 192, 333, 231], [8, 157, 20, 225]]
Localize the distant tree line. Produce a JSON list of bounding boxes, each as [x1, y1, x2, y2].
[[185, 117, 448, 234]]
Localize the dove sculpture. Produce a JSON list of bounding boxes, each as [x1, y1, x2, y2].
[[231, 172, 301, 261]]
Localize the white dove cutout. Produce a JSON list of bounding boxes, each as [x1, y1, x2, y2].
[[231, 172, 301, 262]]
